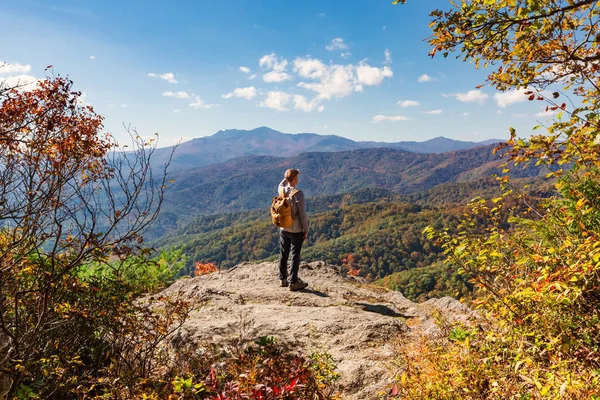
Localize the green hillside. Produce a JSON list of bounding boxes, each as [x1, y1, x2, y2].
[[156, 200, 457, 278], [149, 145, 545, 239]]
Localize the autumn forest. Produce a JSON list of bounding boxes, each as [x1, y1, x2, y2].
[[2, 0, 600, 398]]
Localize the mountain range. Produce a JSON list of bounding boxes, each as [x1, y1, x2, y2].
[[152, 127, 504, 171], [149, 144, 544, 240]]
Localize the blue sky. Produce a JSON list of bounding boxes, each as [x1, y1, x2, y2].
[[1, 0, 556, 147]]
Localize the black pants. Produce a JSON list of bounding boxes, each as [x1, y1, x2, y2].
[[278, 230, 304, 283]]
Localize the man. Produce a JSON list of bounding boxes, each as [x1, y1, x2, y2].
[[278, 168, 309, 291]]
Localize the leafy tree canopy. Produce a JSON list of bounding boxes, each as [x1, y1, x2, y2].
[[390, 1, 600, 397]]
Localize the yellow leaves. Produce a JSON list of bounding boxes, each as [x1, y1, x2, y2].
[[576, 197, 588, 210], [489, 250, 503, 258], [514, 359, 526, 373], [454, 244, 466, 255]]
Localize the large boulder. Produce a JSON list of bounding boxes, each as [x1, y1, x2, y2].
[[159, 261, 473, 399]]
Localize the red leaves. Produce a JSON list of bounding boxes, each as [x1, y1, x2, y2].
[[341, 253, 361, 277], [284, 377, 299, 392], [194, 261, 218, 276], [0, 76, 112, 185]]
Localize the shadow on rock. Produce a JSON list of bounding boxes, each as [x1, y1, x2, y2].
[[354, 302, 413, 318]]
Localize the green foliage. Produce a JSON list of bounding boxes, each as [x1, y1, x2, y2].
[[389, 0, 600, 397], [104, 335, 342, 399], [155, 178, 551, 281], [150, 144, 545, 239], [0, 75, 173, 398], [0, 74, 341, 400], [403, 179, 600, 396], [3, 265, 192, 399], [393, 316, 600, 399], [160, 200, 460, 279], [377, 261, 473, 302], [78, 248, 187, 293]]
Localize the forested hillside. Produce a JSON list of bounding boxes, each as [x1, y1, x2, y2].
[[154, 177, 550, 290], [157, 201, 457, 278], [150, 145, 547, 239]]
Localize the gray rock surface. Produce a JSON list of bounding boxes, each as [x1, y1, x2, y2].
[[159, 261, 472, 399]]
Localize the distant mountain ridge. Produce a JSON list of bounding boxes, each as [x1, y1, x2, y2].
[[152, 127, 504, 171]]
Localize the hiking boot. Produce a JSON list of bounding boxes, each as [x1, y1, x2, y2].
[[289, 278, 308, 292], [280, 279, 289, 287]]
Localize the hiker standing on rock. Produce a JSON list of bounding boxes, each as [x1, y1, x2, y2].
[[277, 169, 309, 291]]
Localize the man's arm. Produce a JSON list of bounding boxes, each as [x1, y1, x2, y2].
[[296, 191, 309, 239]]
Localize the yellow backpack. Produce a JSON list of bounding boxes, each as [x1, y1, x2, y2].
[[270, 188, 299, 228]]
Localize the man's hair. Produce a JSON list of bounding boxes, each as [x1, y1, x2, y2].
[[284, 169, 300, 182]]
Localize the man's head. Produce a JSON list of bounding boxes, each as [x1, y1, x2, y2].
[[284, 168, 300, 186]]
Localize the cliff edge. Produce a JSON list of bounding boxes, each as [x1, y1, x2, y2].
[[159, 261, 472, 399]]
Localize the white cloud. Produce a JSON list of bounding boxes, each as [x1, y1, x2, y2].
[[398, 100, 420, 107], [293, 57, 327, 80], [0, 62, 32, 74], [248, 74, 257, 80], [120, 104, 128, 108], [148, 72, 177, 84], [263, 71, 292, 82], [90, 56, 95, 60], [239, 66, 250, 73], [447, 89, 489, 104], [259, 91, 291, 111], [384, 49, 392, 64], [259, 53, 291, 82], [340, 52, 352, 59], [356, 62, 393, 87], [319, 12, 325, 17], [259, 53, 288, 72], [422, 109, 442, 114], [372, 115, 410, 123], [223, 86, 257, 100], [297, 64, 355, 100], [326, 38, 348, 51], [174, 109, 181, 113], [0, 74, 38, 90], [189, 95, 218, 109], [293, 95, 323, 112], [418, 74, 433, 83], [296, 59, 393, 100], [163, 90, 190, 99], [494, 88, 529, 108]]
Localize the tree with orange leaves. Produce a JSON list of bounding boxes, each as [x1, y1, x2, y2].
[[341, 254, 360, 277], [194, 261, 218, 276], [0, 71, 174, 397], [390, 1, 600, 397]]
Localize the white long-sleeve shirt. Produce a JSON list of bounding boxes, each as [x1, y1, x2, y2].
[[278, 179, 309, 234]]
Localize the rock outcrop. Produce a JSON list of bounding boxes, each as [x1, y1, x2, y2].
[[159, 261, 472, 399]]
